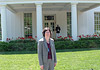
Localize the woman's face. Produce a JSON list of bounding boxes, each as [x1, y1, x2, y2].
[[45, 30, 50, 38]]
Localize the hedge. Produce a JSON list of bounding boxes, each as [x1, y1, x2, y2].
[[0, 39, 37, 52], [0, 39, 100, 52], [54, 40, 100, 50]]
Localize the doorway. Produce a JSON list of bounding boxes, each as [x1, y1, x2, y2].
[[43, 15, 56, 39]]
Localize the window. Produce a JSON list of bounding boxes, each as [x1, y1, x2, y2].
[[94, 13, 100, 34], [43, 15, 56, 38], [0, 14, 1, 40], [44, 16, 54, 20], [67, 12, 72, 36], [24, 13, 32, 38], [44, 15, 55, 31]]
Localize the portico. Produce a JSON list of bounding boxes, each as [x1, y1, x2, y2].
[[0, 0, 100, 41]]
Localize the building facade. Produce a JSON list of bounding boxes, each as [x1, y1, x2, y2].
[[0, 0, 100, 41]]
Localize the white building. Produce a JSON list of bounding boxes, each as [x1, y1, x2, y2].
[[0, 0, 100, 41]]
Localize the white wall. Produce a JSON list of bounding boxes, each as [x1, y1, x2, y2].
[[31, 10, 68, 39], [78, 11, 88, 35], [42, 11, 67, 37], [0, 10, 37, 40], [83, 6, 100, 35], [1, 6, 100, 40], [32, 11, 37, 39], [0, 8, 1, 13], [0, 9, 68, 40], [6, 9, 23, 40], [77, 6, 100, 36], [6, 10, 38, 40], [2, 9, 92, 40], [87, 10, 94, 35]]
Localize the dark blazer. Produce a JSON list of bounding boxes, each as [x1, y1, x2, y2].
[[38, 37, 57, 66]]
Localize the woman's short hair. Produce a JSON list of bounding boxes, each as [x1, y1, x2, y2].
[[42, 27, 52, 37]]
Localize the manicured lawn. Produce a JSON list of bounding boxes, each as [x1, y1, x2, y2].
[[0, 48, 100, 70]]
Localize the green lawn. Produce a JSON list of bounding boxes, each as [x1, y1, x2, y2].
[[0, 48, 100, 70]]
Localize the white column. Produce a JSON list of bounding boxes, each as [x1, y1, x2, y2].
[[71, 3, 78, 41], [35, 3, 43, 41], [1, 5, 7, 42]]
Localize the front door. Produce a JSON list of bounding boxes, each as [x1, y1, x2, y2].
[[43, 15, 56, 39]]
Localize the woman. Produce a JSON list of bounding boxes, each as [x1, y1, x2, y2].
[[38, 27, 57, 70]]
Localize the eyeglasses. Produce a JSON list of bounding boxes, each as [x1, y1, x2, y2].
[[45, 32, 50, 33]]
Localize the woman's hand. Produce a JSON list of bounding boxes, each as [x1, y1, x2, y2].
[[40, 65, 44, 70], [54, 63, 56, 67]]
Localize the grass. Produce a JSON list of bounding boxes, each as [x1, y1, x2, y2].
[[0, 48, 100, 70]]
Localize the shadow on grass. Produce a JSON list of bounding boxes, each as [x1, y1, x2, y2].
[[0, 51, 37, 55], [0, 48, 100, 55], [56, 48, 100, 53]]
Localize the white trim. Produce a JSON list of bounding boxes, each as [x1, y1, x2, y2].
[[35, 2, 43, 5], [93, 12, 95, 34], [6, 5, 17, 13], [0, 1, 100, 5], [21, 12, 24, 37], [30, 12, 34, 38], [86, 12, 88, 34], [36, 4, 43, 41], [32, 12, 36, 39], [81, 4, 100, 12], [71, 3, 78, 41], [1, 5, 7, 41]]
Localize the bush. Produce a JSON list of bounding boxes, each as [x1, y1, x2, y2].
[[79, 38, 100, 40], [9, 39, 36, 43], [54, 39, 100, 50], [0, 39, 37, 52], [0, 42, 9, 51], [0, 38, 100, 52]]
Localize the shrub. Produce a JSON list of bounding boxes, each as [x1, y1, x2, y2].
[[0, 38, 100, 52], [0, 39, 37, 52], [0, 42, 9, 51], [54, 39, 100, 50]]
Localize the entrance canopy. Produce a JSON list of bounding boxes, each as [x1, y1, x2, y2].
[[0, 0, 100, 13]]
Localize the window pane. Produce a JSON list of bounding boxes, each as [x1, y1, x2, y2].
[[94, 13, 100, 34], [0, 14, 1, 40], [44, 16, 54, 20], [67, 12, 72, 36], [24, 13, 32, 38]]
